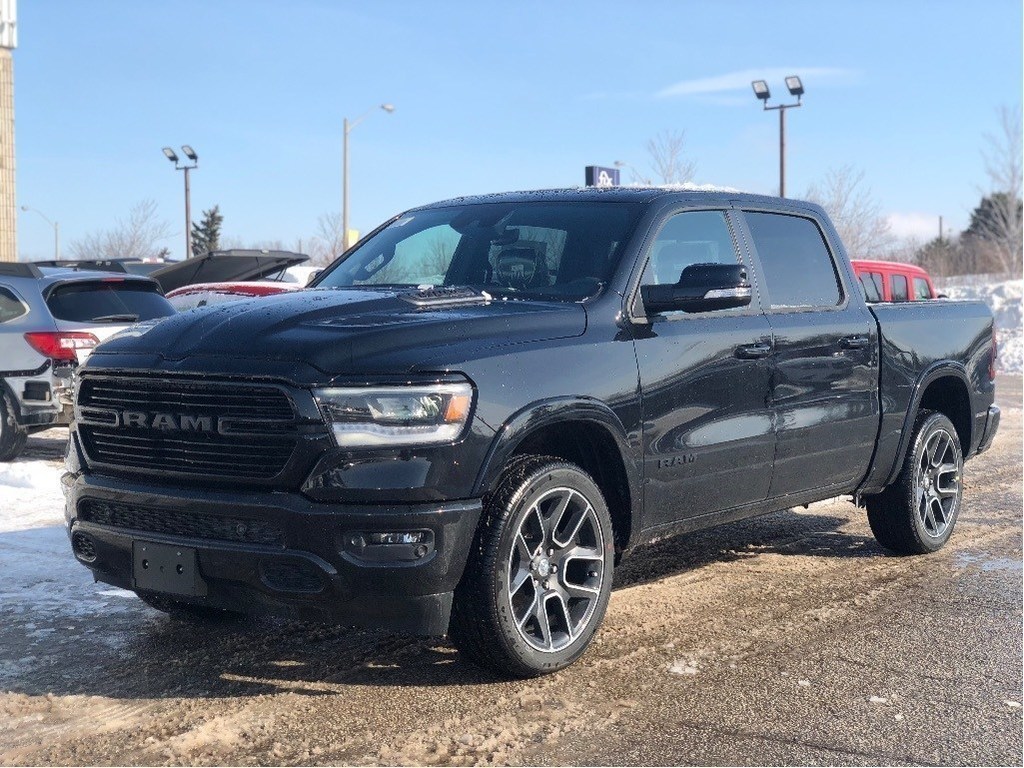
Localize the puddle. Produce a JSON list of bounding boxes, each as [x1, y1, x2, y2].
[[956, 551, 1024, 572]]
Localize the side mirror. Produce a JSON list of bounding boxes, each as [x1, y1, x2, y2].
[[640, 263, 752, 315]]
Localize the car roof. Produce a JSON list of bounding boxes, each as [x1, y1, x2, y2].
[[0, 262, 160, 291], [851, 259, 931, 277], [410, 186, 827, 215]]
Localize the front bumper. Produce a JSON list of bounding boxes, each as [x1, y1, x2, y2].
[[64, 472, 482, 635], [976, 404, 1001, 454]]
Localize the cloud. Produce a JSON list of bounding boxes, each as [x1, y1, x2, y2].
[[656, 67, 857, 99], [886, 212, 944, 241]]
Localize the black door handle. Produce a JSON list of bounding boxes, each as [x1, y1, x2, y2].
[[840, 335, 870, 350], [735, 342, 772, 359]]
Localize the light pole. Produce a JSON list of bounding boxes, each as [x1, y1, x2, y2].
[[20, 205, 59, 260], [162, 145, 199, 259], [751, 76, 804, 198], [614, 160, 652, 185], [343, 103, 394, 250]]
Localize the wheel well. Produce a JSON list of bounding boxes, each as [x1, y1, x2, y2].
[[919, 375, 972, 449], [510, 421, 633, 552]]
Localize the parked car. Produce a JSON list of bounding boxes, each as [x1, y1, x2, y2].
[[852, 259, 940, 303], [0, 263, 175, 460], [165, 281, 300, 311], [65, 189, 999, 677], [155, 250, 317, 310]]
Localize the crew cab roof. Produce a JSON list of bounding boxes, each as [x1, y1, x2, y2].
[[411, 186, 827, 215]]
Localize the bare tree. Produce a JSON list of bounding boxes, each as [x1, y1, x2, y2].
[[968, 105, 1023, 276], [69, 199, 173, 261], [644, 130, 697, 185], [805, 165, 894, 257], [306, 213, 347, 266]]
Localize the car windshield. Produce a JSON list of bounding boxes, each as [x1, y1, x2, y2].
[[46, 281, 176, 323], [313, 201, 644, 301]]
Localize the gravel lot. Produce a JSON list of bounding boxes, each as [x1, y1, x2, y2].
[[1, 377, 1020, 766]]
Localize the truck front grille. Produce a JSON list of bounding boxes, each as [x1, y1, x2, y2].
[[79, 499, 285, 547], [76, 374, 298, 481]]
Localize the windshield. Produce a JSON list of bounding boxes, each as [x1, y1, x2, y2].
[[313, 201, 644, 301]]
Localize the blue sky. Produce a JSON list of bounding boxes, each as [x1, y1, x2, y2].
[[14, 0, 1023, 261]]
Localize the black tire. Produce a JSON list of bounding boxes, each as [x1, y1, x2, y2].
[[865, 410, 964, 555], [136, 591, 245, 622], [0, 392, 28, 462], [450, 455, 615, 678]]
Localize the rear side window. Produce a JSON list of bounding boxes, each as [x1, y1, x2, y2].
[[913, 277, 931, 300], [46, 281, 176, 323], [744, 212, 842, 309], [0, 286, 26, 323], [859, 272, 883, 303], [891, 274, 909, 302]]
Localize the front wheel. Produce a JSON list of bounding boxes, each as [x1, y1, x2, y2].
[[450, 455, 615, 677], [866, 410, 964, 555]]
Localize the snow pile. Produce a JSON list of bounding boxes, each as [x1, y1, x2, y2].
[[937, 278, 1022, 373], [0, 460, 65, 533]]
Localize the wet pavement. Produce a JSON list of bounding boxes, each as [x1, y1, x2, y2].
[[0, 377, 1020, 766]]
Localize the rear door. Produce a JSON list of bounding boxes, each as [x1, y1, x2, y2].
[[737, 209, 878, 498], [632, 208, 775, 527]]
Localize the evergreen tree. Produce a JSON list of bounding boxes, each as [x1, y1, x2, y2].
[[191, 205, 223, 257]]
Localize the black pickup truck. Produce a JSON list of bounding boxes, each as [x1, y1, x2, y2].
[[64, 189, 1000, 677]]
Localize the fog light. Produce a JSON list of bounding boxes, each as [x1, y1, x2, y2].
[[342, 529, 435, 563], [367, 531, 426, 545]]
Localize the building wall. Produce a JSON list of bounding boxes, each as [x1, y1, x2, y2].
[[0, 48, 13, 263]]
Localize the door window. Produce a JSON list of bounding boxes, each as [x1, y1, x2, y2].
[[891, 274, 909, 302], [636, 210, 744, 312], [913, 277, 931, 300], [744, 212, 843, 309]]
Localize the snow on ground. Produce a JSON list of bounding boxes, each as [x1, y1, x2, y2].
[[0, 452, 144, 687], [938, 277, 1023, 373], [0, 460, 65, 532]]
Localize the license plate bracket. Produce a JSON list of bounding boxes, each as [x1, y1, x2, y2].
[[132, 541, 207, 597]]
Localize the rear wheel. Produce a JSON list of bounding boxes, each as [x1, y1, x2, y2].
[[0, 392, 28, 462], [450, 455, 615, 677], [136, 592, 245, 622], [866, 410, 963, 554]]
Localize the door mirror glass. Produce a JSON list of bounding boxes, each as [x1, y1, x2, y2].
[[641, 263, 751, 314]]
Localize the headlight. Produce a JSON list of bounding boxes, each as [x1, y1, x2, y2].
[[314, 382, 473, 448]]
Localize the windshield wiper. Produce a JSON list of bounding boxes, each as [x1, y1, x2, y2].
[[91, 313, 139, 323]]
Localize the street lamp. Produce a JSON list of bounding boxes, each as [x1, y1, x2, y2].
[[614, 160, 652, 185], [162, 145, 198, 259], [20, 206, 59, 260], [343, 103, 395, 250], [751, 75, 804, 197]]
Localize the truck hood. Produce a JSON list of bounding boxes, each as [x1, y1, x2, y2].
[[92, 287, 588, 375]]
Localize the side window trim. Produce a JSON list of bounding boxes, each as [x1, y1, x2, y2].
[[734, 207, 850, 314], [626, 206, 763, 321]]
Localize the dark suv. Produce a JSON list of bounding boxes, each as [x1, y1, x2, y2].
[[65, 189, 998, 677]]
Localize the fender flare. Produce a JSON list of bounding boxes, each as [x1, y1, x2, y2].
[[882, 361, 974, 488], [472, 396, 643, 549]]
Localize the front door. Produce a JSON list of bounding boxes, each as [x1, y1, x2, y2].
[[632, 209, 775, 529]]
